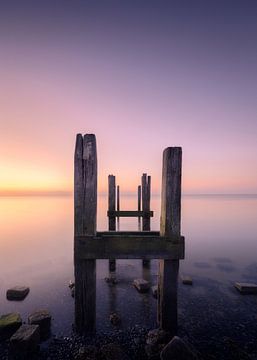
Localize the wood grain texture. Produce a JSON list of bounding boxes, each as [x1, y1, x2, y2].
[[74, 134, 97, 334], [75, 235, 184, 260], [158, 147, 182, 335]]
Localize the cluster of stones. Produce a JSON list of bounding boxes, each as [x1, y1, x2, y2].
[[0, 309, 51, 358], [145, 329, 199, 360]]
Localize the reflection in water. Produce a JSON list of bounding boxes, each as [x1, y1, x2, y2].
[[1, 194, 257, 335]]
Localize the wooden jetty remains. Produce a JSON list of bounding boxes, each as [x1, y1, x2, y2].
[[74, 133, 185, 335], [107, 172, 153, 271]]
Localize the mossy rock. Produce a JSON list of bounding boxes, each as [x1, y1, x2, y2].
[[0, 313, 22, 339]]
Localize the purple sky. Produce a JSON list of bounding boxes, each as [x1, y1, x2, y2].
[[0, 1, 257, 194]]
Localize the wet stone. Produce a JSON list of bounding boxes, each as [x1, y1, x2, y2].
[[160, 336, 198, 360], [133, 278, 150, 292], [151, 285, 158, 298], [10, 324, 40, 359], [0, 313, 22, 340], [145, 328, 172, 359], [181, 275, 193, 285], [234, 282, 257, 294], [110, 312, 121, 326], [69, 280, 75, 289], [28, 309, 51, 340], [6, 286, 30, 301]]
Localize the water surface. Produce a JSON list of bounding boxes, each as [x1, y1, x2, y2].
[[0, 194, 257, 337]]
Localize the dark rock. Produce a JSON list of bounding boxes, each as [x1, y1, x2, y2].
[[0, 313, 22, 340], [181, 275, 193, 285], [133, 278, 150, 292], [234, 282, 257, 294], [69, 280, 75, 289], [10, 324, 40, 359], [110, 312, 121, 326], [100, 343, 130, 360], [145, 328, 172, 359], [6, 286, 30, 300], [151, 285, 158, 298], [28, 309, 51, 340], [71, 287, 75, 297], [160, 336, 198, 360]]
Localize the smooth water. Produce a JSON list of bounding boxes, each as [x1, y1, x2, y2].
[[0, 194, 257, 336]]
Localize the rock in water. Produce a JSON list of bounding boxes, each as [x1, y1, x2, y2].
[[160, 336, 198, 360], [28, 309, 51, 340], [0, 313, 22, 340], [6, 286, 30, 300], [69, 280, 75, 289], [100, 343, 130, 360], [181, 275, 193, 285], [145, 328, 172, 359], [109, 312, 121, 325], [234, 282, 257, 294], [133, 278, 150, 292], [151, 285, 158, 298], [10, 324, 40, 359]]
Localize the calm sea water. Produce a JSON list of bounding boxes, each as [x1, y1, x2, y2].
[[0, 194, 257, 337]]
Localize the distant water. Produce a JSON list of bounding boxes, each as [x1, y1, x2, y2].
[[0, 194, 257, 336]]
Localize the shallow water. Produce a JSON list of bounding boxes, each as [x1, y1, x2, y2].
[[0, 194, 257, 338]]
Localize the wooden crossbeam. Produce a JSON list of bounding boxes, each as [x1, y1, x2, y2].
[[74, 233, 184, 260], [107, 210, 153, 218]]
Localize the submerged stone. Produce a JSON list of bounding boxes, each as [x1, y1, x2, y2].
[[28, 309, 51, 340], [160, 336, 198, 360], [10, 324, 40, 358], [109, 312, 121, 326], [234, 282, 257, 294], [133, 278, 150, 292], [0, 313, 22, 340], [151, 285, 158, 298], [6, 286, 30, 300], [181, 275, 193, 285]]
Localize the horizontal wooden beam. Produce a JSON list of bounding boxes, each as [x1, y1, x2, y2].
[[107, 210, 153, 218], [97, 231, 160, 236], [74, 234, 185, 260]]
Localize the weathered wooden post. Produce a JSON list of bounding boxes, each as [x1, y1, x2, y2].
[[108, 175, 116, 271], [158, 147, 182, 336], [142, 174, 151, 266], [74, 134, 97, 333], [137, 185, 141, 230], [117, 185, 120, 212]]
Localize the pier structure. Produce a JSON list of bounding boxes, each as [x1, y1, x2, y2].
[[74, 134, 185, 335], [107, 172, 153, 271]]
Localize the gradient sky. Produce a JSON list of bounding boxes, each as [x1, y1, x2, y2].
[[0, 0, 257, 194]]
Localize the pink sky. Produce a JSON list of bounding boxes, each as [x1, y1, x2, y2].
[[0, 1, 257, 195]]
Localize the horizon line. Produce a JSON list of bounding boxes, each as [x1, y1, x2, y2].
[[0, 190, 257, 197]]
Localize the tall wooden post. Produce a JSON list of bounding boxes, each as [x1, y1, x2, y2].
[[74, 134, 97, 333], [108, 175, 116, 271], [117, 185, 120, 211], [158, 147, 182, 336], [137, 185, 141, 230], [142, 174, 151, 266]]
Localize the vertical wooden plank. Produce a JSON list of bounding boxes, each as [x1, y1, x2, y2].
[[108, 175, 116, 271], [117, 185, 120, 212], [142, 173, 151, 231], [142, 174, 151, 266], [137, 185, 141, 231], [138, 185, 141, 212], [158, 147, 182, 336], [108, 175, 116, 230], [74, 133, 97, 333]]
